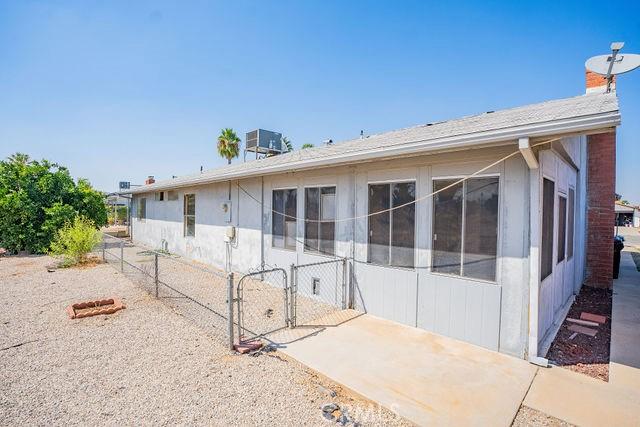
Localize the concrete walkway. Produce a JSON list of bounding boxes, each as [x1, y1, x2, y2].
[[275, 254, 640, 426], [277, 311, 537, 426], [610, 251, 640, 388], [524, 251, 640, 426]]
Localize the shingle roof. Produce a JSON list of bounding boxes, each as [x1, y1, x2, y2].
[[129, 92, 619, 194]]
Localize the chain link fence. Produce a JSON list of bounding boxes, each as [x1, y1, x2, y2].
[[99, 234, 353, 351], [291, 258, 348, 327], [100, 234, 234, 347]]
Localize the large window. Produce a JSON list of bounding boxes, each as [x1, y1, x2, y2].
[[272, 189, 297, 250], [541, 178, 555, 280], [367, 182, 415, 268], [432, 177, 499, 281], [557, 195, 567, 263], [137, 197, 146, 221], [305, 187, 336, 255], [184, 194, 195, 237], [567, 188, 575, 259]]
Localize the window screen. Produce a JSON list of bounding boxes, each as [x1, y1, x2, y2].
[[367, 182, 415, 268], [137, 197, 146, 220], [432, 177, 499, 280], [304, 187, 336, 255], [463, 178, 500, 281], [567, 188, 575, 259], [167, 191, 179, 201], [272, 189, 297, 250], [432, 180, 463, 275], [155, 191, 164, 201], [541, 178, 555, 280], [557, 195, 567, 263], [184, 194, 195, 237]]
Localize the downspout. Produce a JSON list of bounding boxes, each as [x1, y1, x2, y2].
[[260, 176, 265, 271], [525, 141, 548, 367]]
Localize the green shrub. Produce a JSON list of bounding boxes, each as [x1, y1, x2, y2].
[[0, 153, 108, 254], [50, 216, 102, 267]]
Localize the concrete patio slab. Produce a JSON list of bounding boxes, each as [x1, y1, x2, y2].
[[523, 366, 640, 427], [277, 311, 537, 426]]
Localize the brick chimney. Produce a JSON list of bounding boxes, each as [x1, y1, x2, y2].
[[585, 69, 615, 94], [584, 69, 616, 289], [145, 175, 155, 185]]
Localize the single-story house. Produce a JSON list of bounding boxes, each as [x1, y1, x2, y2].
[[124, 71, 620, 361], [615, 201, 640, 227]]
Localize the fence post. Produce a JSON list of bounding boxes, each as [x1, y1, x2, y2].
[[227, 272, 234, 350], [342, 257, 348, 309], [289, 264, 296, 328], [102, 239, 106, 262], [120, 240, 124, 272], [154, 253, 159, 298]]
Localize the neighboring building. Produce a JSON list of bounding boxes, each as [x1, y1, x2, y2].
[[124, 73, 620, 361], [615, 201, 640, 227]]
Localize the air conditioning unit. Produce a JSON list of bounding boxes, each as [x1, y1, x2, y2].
[[245, 129, 283, 154]]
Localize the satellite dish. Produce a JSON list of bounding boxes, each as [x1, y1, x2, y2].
[[585, 42, 640, 92], [585, 53, 640, 76]]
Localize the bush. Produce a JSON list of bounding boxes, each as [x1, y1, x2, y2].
[[0, 153, 108, 253], [50, 216, 102, 267]]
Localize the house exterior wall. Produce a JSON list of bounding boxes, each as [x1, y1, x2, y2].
[[130, 142, 590, 358]]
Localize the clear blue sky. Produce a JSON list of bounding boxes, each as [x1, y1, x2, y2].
[[1, 1, 639, 201]]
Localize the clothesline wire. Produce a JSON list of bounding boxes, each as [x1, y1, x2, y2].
[[236, 137, 559, 223]]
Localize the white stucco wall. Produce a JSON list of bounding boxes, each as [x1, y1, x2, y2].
[[130, 144, 562, 357]]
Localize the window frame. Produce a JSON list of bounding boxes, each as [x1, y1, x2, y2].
[[567, 187, 575, 260], [430, 174, 501, 283], [304, 185, 337, 257], [272, 187, 298, 251], [167, 190, 179, 201], [557, 193, 567, 264], [366, 179, 417, 269], [540, 176, 555, 281], [137, 197, 146, 222], [183, 193, 196, 237]]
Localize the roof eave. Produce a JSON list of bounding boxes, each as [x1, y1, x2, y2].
[[126, 110, 620, 195]]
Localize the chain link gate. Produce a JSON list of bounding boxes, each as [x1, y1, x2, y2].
[[235, 268, 290, 345]]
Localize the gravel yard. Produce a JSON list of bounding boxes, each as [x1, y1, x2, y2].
[[0, 255, 409, 426]]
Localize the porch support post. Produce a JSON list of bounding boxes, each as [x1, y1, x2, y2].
[[528, 166, 548, 366], [519, 137, 539, 169]]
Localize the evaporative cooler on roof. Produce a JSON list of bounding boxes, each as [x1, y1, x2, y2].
[[245, 129, 284, 160]]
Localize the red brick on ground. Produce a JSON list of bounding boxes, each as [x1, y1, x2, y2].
[[580, 312, 607, 324]]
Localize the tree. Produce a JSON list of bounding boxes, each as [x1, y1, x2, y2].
[[0, 153, 107, 253], [217, 128, 241, 164], [282, 136, 293, 152], [301, 143, 314, 149]]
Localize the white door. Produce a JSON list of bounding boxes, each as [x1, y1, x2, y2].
[[538, 151, 578, 346], [554, 193, 568, 318]]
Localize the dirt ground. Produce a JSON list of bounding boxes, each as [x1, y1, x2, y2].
[[545, 286, 612, 381], [0, 255, 409, 426]]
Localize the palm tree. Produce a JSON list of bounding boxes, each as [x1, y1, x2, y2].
[[282, 136, 293, 152], [301, 143, 314, 149], [217, 128, 241, 164]]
